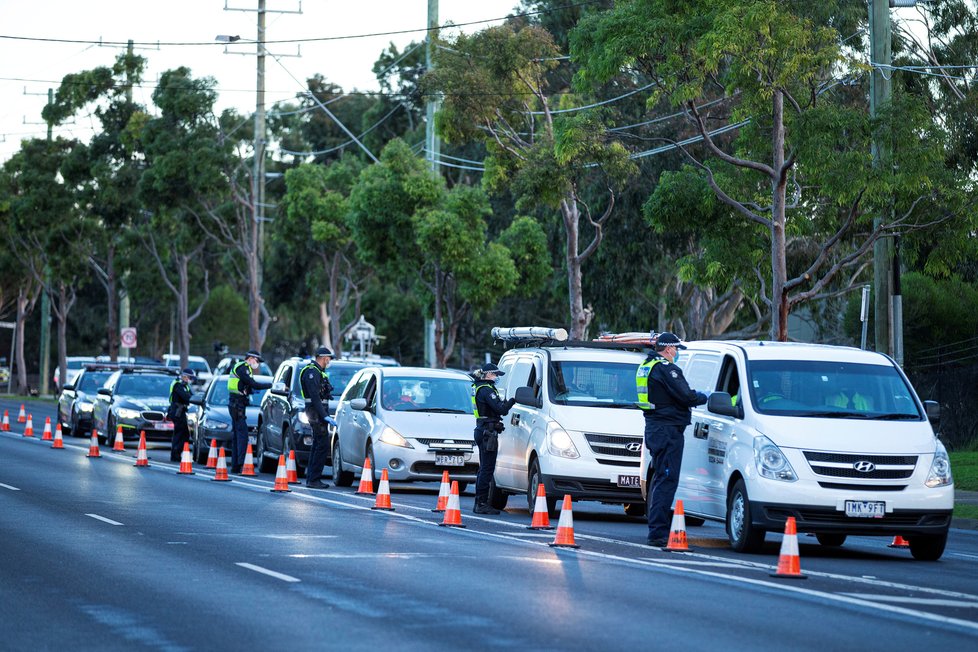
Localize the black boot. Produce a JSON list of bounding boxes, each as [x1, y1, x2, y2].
[[473, 495, 500, 515]]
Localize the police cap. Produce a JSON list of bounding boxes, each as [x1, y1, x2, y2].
[[655, 332, 687, 350], [181, 368, 196, 379], [314, 345, 334, 358], [480, 362, 505, 377], [245, 349, 264, 362]]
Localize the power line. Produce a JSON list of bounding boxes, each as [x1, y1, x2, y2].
[[275, 102, 405, 157], [528, 82, 656, 116]]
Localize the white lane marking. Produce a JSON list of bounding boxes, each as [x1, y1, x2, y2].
[[235, 562, 301, 583], [0, 482, 20, 491], [85, 513, 123, 526], [288, 552, 468, 559], [640, 558, 745, 569], [843, 593, 978, 609], [949, 552, 978, 561]]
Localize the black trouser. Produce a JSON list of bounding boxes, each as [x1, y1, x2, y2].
[[228, 399, 249, 471], [305, 411, 330, 484], [644, 420, 686, 541], [474, 422, 499, 501], [169, 415, 189, 461]]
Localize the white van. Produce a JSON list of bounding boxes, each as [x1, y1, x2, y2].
[[487, 329, 648, 515], [639, 341, 953, 560]]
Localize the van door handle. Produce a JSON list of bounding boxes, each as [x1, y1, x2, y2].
[[694, 423, 709, 439], [511, 413, 521, 426]]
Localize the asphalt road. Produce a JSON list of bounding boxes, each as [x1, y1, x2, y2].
[[2, 398, 978, 650]]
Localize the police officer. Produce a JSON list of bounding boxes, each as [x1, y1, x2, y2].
[[471, 362, 516, 515], [228, 350, 272, 473], [167, 368, 195, 462], [636, 332, 708, 547], [300, 346, 338, 489]]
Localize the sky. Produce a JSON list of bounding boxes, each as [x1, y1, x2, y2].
[[0, 0, 523, 163]]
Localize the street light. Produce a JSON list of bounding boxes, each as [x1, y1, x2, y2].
[[214, 34, 241, 43]]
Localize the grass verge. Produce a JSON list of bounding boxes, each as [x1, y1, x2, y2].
[[954, 503, 978, 520], [950, 452, 978, 492]]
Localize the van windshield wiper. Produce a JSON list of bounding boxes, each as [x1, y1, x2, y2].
[[873, 412, 920, 421], [797, 410, 869, 419], [403, 407, 468, 414]]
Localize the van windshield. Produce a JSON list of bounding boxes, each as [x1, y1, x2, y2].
[[747, 360, 922, 419], [549, 361, 640, 408]]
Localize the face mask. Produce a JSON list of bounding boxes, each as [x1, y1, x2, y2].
[[249, 359, 259, 371], [673, 352, 681, 364]]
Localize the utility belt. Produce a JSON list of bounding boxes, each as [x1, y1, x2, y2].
[[476, 417, 503, 452], [229, 392, 250, 407]]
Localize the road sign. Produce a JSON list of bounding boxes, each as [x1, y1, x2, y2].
[[120, 327, 137, 348]]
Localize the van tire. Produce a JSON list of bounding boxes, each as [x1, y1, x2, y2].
[[623, 503, 646, 518], [908, 530, 948, 561], [488, 479, 508, 510], [726, 479, 766, 553], [816, 533, 846, 547], [527, 460, 557, 517]]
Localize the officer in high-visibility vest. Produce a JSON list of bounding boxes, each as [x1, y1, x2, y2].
[[299, 346, 337, 489], [167, 368, 195, 462], [471, 363, 516, 515], [228, 350, 272, 473], [636, 332, 708, 547]]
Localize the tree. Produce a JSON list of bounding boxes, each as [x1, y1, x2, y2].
[[424, 22, 636, 339]]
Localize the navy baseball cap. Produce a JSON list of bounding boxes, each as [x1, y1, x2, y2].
[[245, 350, 264, 362], [480, 363, 505, 376], [656, 332, 687, 349]]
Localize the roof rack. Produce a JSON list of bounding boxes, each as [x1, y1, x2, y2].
[[119, 364, 177, 375], [83, 363, 122, 371], [491, 326, 655, 352]]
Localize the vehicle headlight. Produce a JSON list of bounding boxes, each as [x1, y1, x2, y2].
[[378, 426, 413, 448], [202, 419, 230, 430], [77, 401, 94, 412], [116, 408, 141, 420], [298, 411, 310, 424], [753, 435, 797, 482], [547, 421, 580, 459], [925, 441, 953, 488]]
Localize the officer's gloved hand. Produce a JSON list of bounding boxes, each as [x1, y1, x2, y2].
[[325, 415, 337, 428]]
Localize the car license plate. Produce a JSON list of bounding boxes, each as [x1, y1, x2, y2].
[[617, 474, 640, 488], [845, 500, 885, 518], [155, 421, 173, 430], [436, 455, 465, 467]]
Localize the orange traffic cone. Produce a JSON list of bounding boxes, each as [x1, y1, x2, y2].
[[178, 442, 194, 474], [112, 425, 125, 451], [371, 469, 395, 511], [241, 443, 256, 476], [271, 454, 291, 492], [432, 471, 451, 512], [286, 450, 299, 484], [212, 447, 230, 481], [17, 404, 26, 423], [23, 414, 34, 437], [206, 439, 218, 468], [41, 417, 53, 441], [888, 535, 910, 549], [356, 458, 374, 494], [665, 500, 690, 551], [134, 431, 150, 467], [438, 481, 465, 528], [528, 483, 554, 530], [1, 410, 9, 431], [549, 495, 580, 548], [51, 423, 64, 449], [86, 430, 101, 458], [771, 517, 807, 579]]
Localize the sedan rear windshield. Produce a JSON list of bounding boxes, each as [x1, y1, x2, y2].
[[381, 377, 471, 413], [115, 375, 175, 398], [748, 360, 922, 419], [77, 372, 114, 392], [549, 361, 641, 408]]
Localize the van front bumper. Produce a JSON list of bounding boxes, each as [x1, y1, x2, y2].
[[751, 501, 953, 536], [544, 473, 643, 504]]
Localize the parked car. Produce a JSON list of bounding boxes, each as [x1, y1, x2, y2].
[[214, 356, 273, 377], [53, 356, 97, 390], [57, 364, 119, 436], [92, 367, 180, 444], [188, 374, 272, 464], [163, 355, 213, 386], [255, 358, 365, 474], [638, 340, 953, 560], [341, 353, 400, 367], [331, 367, 478, 491]]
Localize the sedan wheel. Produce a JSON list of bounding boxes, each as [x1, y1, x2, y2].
[[255, 423, 275, 473], [366, 442, 378, 486], [331, 436, 354, 486]]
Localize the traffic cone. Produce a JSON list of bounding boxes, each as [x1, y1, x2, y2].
[[438, 481, 465, 528], [286, 450, 299, 484], [86, 430, 101, 458], [41, 417, 53, 441], [1, 410, 9, 431], [178, 442, 194, 474], [212, 447, 230, 481], [371, 469, 394, 511], [133, 431, 150, 467], [528, 483, 554, 530], [432, 471, 451, 512], [23, 414, 34, 437], [549, 495, 580, 548], [206, 439, 218, 468], [356, 458, 374, 494], [665, 500, 690, 551], [51, 423, 64, 449], [17, 404, 26, 423], [112, 425, 125, 451], [271, 454, 291, 492], [771, 517, 807, 579], [241, 443, 256, 476], [888, 535, 910, 549]]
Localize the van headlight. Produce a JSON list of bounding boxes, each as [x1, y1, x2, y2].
[[925, 442, 953, 488], [753, 435, 797, 482], [547, 422, 580, 459], [379, 426, 413, 449]]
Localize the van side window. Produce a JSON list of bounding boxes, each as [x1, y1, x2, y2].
[[718, 355, 742, 408], [508, 359, 534, 394], [683, 353, 721, 394], [528, 359, 543, 399]]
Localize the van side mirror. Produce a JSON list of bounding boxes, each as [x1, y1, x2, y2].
[[62, 383, 75, 391], [514, 386, 542, 409], [707, 392, 743, 419], [270, 382, 288, 397], [351, 398, 368, 411], [923, 400, 940, 424]]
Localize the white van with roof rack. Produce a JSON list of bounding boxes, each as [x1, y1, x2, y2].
[[639, 340, 953, 560], [486, 327, 650, 516]]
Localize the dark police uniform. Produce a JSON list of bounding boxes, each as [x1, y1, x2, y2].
[[300, 355, 334, 488], [167, 373, 193, 462], [636, 337, 707, 545], [471, 365, 516, 514], [228, 354, 272, 473]]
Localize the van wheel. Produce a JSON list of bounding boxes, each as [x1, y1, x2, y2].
[[623, 502, 646, 518], [726, 479, 766, 553], [527, 460, 557, 517], [816, 533, 847, 547], [488, 479, 508, 510], [331, 436, 354, 486], [908, 530, 948, 561]]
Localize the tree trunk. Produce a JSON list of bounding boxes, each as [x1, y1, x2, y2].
[[53, 282, 76, 388], [561, 198, 591, 340], [106, 245, 118, 361], [770, 90, 789, 341], [319, 301, 332, 351], [327, 252, 341, 355], [433, 267, 446, 368], [177, 255, 191, 367], [14, 283, 39, 395]]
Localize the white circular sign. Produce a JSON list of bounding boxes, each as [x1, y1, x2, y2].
[[120, 328, 137, 348]]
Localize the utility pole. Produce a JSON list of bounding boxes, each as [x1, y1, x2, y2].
[[424, 0, 440, 368], [119, 40, 134, 363], [38, 88, 53, 395]]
